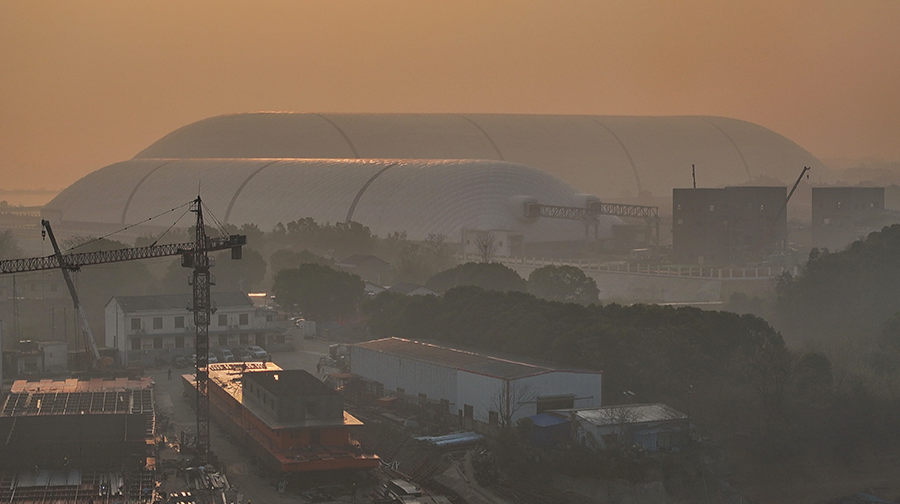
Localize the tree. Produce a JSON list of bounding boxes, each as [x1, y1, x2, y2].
[[0, 230, 23, 260], [159, 247, 266, 293], [527, 265, 600, 304], [210, 247, 267, 292], [490, 381, 535, 430], [273, 264, 364, 322], [269, 248, 334, 276], [775, 224, 900, 348], [425, 262, 526, 294], [394, 233, 454, 284], [473, 231, 497, 263]]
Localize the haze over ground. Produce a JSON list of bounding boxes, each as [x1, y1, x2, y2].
[[1, 1, 898, 204]]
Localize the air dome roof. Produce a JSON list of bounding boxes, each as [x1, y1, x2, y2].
[[45, 158, 613, 242], [135, 112, 826, 199]]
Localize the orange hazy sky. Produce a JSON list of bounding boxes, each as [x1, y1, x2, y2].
[[1, 1, 898, 194]]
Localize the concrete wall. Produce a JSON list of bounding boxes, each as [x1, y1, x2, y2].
[[40, 341, 68, 373], [504, 261, 778, 304]]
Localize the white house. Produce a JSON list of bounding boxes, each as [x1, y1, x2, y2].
[[350, 337, 602, 430], [560, 403, 688, 452], [105, 292, 286, 366]]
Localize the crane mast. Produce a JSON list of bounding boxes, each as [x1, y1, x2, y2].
[[0, 196, 245, 465], [189, 198, 213, 465]]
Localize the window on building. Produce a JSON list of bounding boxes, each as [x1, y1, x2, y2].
[[709, 205, 715, 212], [239, 313, 249, 326], [153, 337, 163, 349], [275, 334, 285, 344], [153, 317, 163, 330], [131, 318, 141, 331], [218, 335, 228, 347], [677, 219, 683, 225], [175, 316, 185, 329], [176, 336, 185, 348], [131, 338, 140, 351], [218, 314, 228, 326], [239, 334, 249, 345]]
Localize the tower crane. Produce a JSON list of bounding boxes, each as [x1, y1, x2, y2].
[[0, 196, 245, 464]]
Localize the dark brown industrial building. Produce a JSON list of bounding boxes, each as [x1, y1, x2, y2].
[[0, 377, 157, 503], [812, 187, 889, 251], [672, 187, 787, 264]]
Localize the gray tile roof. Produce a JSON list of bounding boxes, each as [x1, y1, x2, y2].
[[114, 292, 252, 313]]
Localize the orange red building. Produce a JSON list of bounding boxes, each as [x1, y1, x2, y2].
[[183, 362, 378, 473]]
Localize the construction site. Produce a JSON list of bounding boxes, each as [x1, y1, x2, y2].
[[0, 198, 481, 504], [0, 377, 156, 503]]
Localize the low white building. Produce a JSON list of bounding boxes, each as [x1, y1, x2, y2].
[[105, 292, 287, 366], [2, 340, 68, 376], [560, 403, 687, 452], [351, 337, 602, 430]]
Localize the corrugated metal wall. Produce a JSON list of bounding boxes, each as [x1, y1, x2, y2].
[[350, 346, 457, 405], [351, 345, 603, 426]]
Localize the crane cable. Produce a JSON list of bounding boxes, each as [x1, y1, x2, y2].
[[200, 201, 231, 239], [149, 206, 192, 247], [63, 200, 193, 253]]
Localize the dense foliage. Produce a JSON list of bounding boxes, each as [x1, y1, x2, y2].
[[0, 230, 23, 260], [527, 264, 600, 304], [424, 262, 527, 293], [776, 224, 900, 348], [269, 248, 334, 275], [365, 286, 900, 475], [367, 286, 787, 401], [273, 264, 365, 322], [270, 218, 377, 259]]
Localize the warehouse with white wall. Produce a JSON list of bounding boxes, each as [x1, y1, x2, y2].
[[350, 338, 602, 429]]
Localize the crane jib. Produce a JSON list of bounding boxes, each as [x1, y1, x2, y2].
[[0, 235, 246, 274]]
